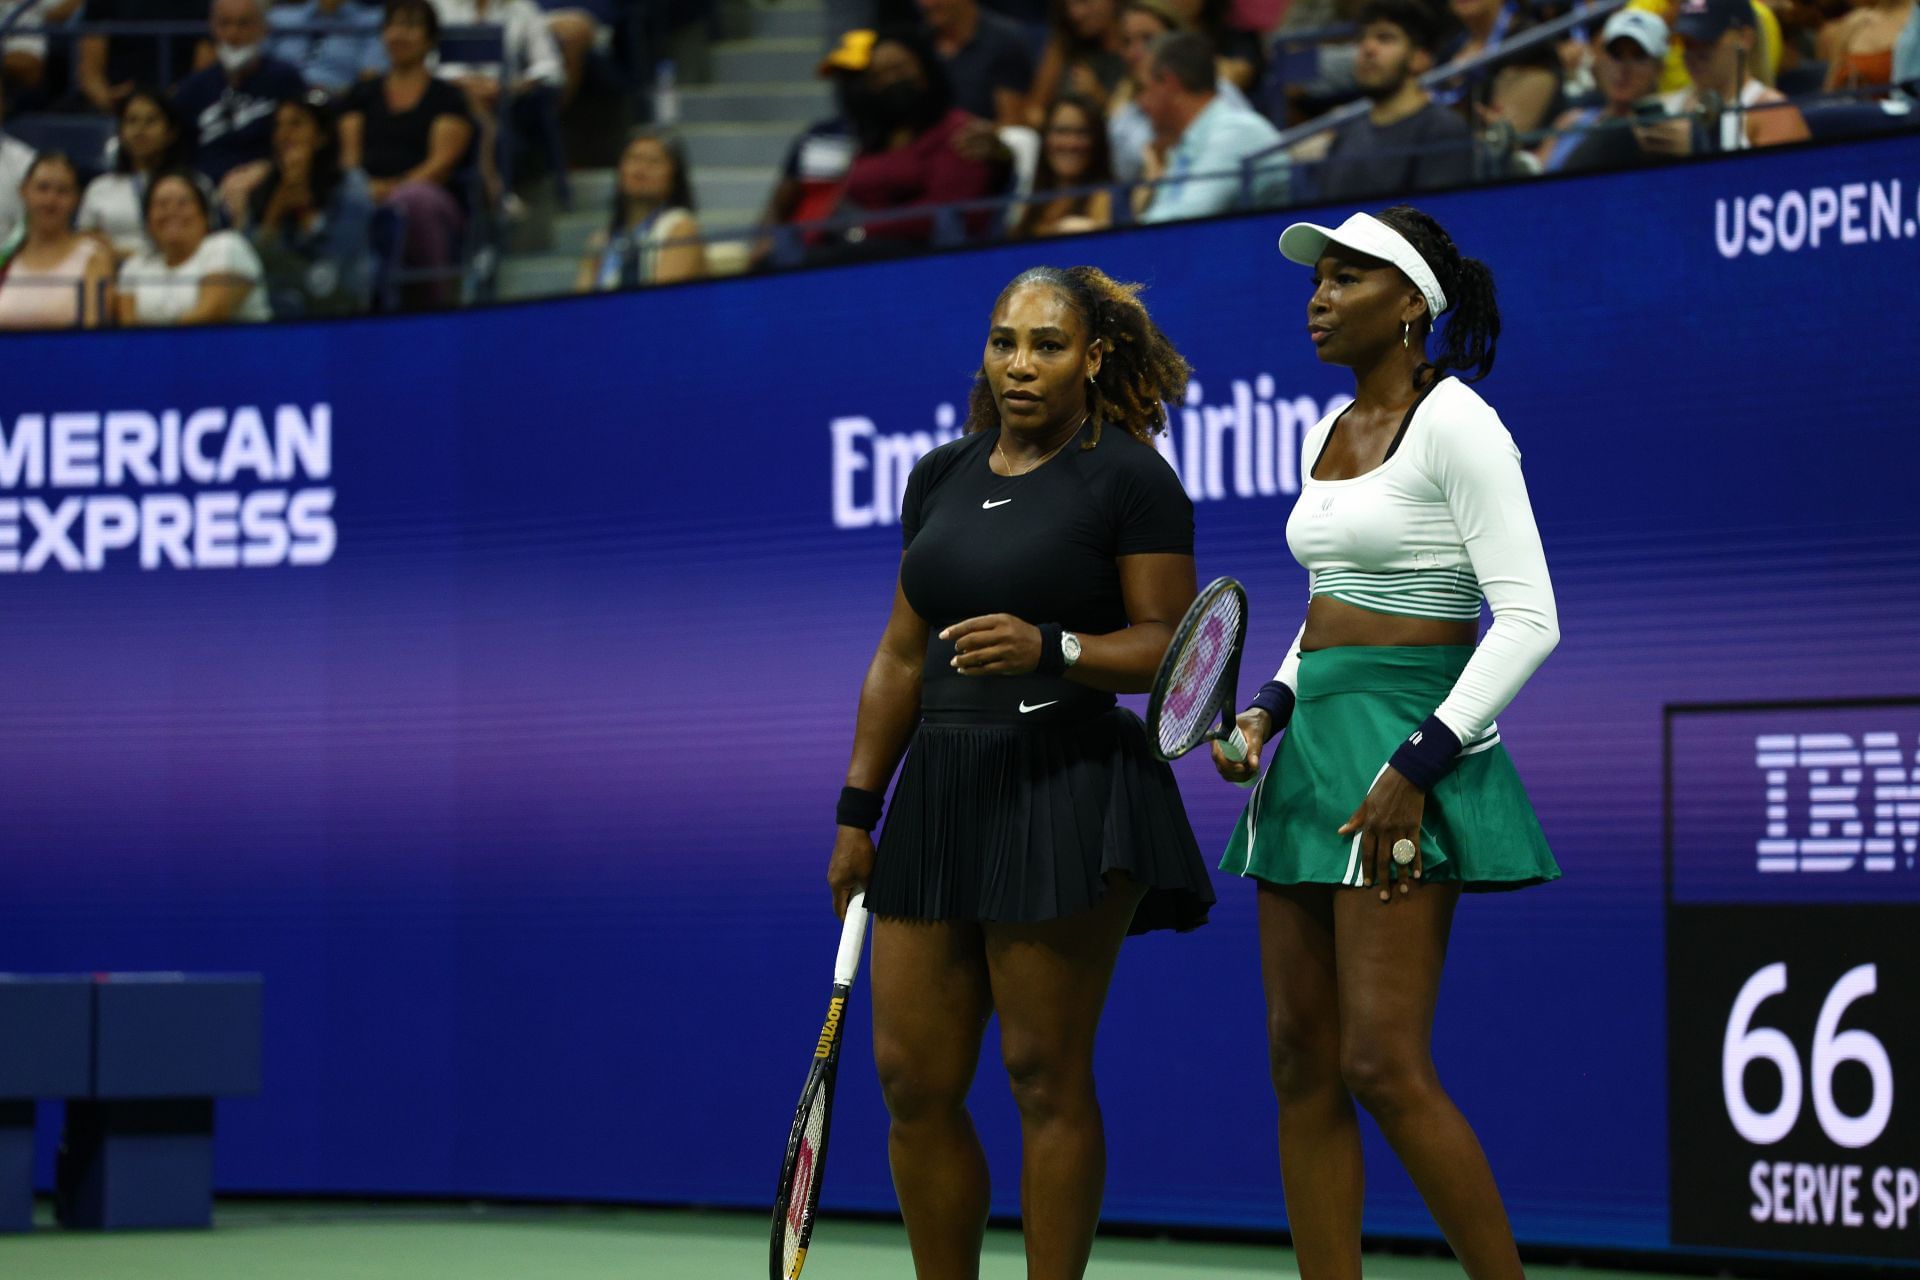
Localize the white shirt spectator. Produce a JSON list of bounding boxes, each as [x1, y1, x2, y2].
[[77, 172, 149, 256], [1, 0, 65, 63], [1660, 79, 1773, 152], [0, 130, 35, 244], [1140, 94, 1287, 224], [1109, 77, 1251, 184], [119, 229, 271, 323], [427, 0, 563, 88]]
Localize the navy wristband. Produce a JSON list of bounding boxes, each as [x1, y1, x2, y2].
[[836, 786, 885, 831], [1248, 681, 1296, 727], [1034, 623, 1065, 677], [1387, 714, 1463, 792]]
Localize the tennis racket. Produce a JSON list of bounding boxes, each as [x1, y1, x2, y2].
[[770, 890, 870, 1280], [1145, 576, 1257, 787]]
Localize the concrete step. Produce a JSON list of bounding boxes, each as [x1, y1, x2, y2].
[[678, 122, 795, 169], [692, 166, 777, 214], [499, 255, 581, 301], [549, 207, 759, 257], [679, 82, 832, 125], [749, 1, 825, 40], [712, 38, 823, 84], [500, 238, 754, 300], [571, 169, 616, 211]]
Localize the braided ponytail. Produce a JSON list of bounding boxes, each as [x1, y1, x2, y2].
[[965, 266, 1192, 445], [1374, 205, 1501, 386]]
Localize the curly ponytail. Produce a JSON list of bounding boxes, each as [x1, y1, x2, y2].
[[965, 266, 1193, 446], [1374, 204, 1501, 386]]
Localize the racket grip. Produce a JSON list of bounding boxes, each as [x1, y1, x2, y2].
[[1223, 726, 1257, 790], [834, 891, 870, 986]]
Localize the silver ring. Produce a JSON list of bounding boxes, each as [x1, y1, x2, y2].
[[1391, 838, 1416, 867]]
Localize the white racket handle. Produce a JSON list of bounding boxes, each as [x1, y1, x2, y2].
[[834, 891, 870, 987], [1223, 726, 1257, 789]]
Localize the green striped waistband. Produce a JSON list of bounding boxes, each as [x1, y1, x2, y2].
[[1310, 566, 1482, 621]]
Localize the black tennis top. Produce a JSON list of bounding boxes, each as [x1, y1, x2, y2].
[[900, 423, 1194, 720]]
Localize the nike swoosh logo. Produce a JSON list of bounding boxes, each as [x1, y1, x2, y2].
[[982, 499, 1013, 509], [1018, 700, 1058, 714]]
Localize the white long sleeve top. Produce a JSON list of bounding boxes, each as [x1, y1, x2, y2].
[[1271, 376, 1558, 744]]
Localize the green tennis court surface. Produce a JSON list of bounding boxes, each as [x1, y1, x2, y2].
[[1, 1201, 1718, 1279]]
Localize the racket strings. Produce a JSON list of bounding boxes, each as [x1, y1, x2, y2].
[[1156, 590, 1244, 758], [780, 1089, 830, 1276]]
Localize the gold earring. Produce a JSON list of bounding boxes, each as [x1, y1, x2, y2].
[[1402, 321, 1411, 349]]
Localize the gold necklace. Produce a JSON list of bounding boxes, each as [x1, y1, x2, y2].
[[995, 416, 1086, 477]]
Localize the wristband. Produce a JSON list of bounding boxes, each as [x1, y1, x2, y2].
[[1248, 681, 1296, 728], [836, 785, 885, 831], [1387, 714, 1463, 792], [1034, 623, 1065, 678]]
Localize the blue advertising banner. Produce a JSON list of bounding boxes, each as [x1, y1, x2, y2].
[[3, 133, 1919, 1260]]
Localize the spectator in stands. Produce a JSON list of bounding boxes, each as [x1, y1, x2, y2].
[[1315, 0, 1473, 201], [173, 0, 308, 183], [836, 25, 1006, 248], [117, 168, 270, 323], [78, 0, 208, 111], [1029, 0, 1131, 123], [1015, 93, 1114, 234], [1433, 0, 1565, 135], [1540, 8, 1673, 172], [240, 94, 373, 316], [1627, 0, 1782, 90], [339, 0, 475, 306], [752, 29, 868, 266], [0, 153, 110, 328], [0, 75, 33, 247], [268, 0, 390, 93], [1136, 31, 1285, 222], [427, 0, 563, 109], [2, 0, 82, 99], [539, 1, 608, 107], [79, 87, 195, 258], [1823, 0, 1914, 89], [920, 0, 1036, 125], [1654, 0, 1809, 148], [1108, 0, 1252, 182], [427, 0, 563, 204], [574, 128, 703, 290]]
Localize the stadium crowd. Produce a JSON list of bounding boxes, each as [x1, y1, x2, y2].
[[0, 0, 1912, 324]]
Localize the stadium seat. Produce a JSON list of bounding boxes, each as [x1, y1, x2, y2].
[[5, 114, 114, 178], [1775, 61, 1827, 98], [1802, 98, 1917, 142]]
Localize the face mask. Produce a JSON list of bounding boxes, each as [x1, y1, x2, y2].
[[216, 42, 261, 74]]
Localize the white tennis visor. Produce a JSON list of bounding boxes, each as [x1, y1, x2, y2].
[[1277, 212, 1449, 319]]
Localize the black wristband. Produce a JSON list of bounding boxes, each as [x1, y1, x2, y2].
[[836, 785, 885, 831], [1034, 623, 1065, 677], [1248, 681, 1296, 728], [1387, 714, 1464, 792]]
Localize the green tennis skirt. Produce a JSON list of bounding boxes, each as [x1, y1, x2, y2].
[[1221, 645, 1559, 892]]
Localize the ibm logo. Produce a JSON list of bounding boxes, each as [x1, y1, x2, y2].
[[1754, 733, 1920, 874]]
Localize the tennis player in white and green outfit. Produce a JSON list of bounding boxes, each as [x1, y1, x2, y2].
[[1211, 205, 1558, 1280]]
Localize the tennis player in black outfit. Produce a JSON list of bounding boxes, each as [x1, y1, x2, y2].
[[827, 266, 1214, 1280]]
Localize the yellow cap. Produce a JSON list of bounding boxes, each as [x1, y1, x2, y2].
[[819, 28, 876, 75]]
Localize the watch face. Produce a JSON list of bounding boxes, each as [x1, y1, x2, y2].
[[1061, 632, 1082, 665]]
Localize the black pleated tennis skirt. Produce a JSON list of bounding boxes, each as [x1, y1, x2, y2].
[[868, 707, 1214, 934]]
